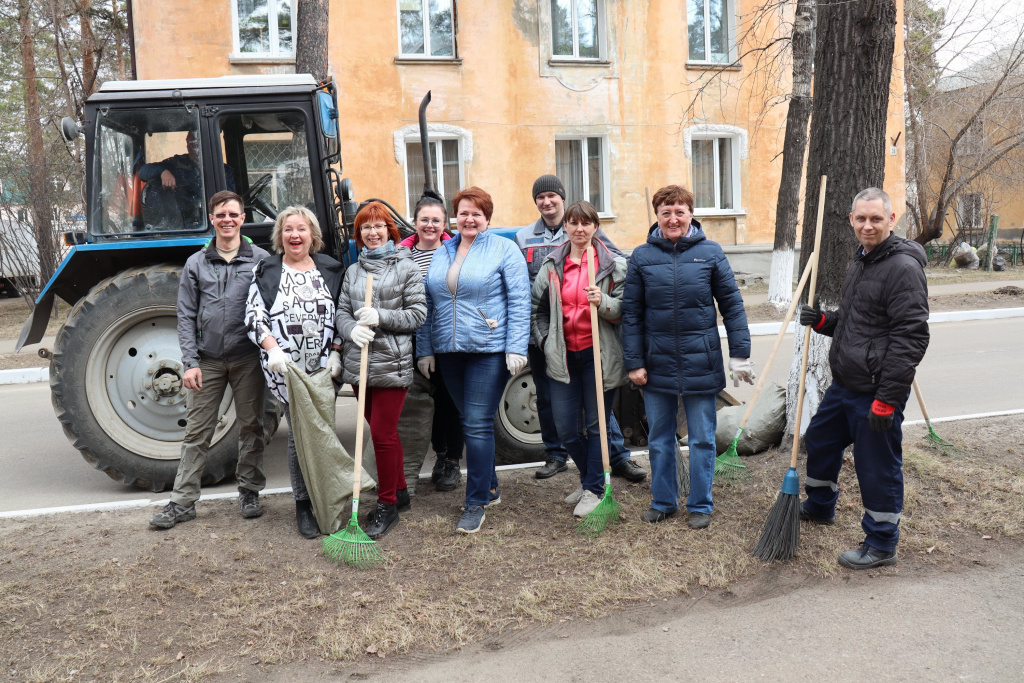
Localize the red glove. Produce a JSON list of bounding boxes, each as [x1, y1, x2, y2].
[[868, 399, 895, 432]]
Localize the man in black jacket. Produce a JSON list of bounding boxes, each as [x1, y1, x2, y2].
[[798, 187, 929, 569]]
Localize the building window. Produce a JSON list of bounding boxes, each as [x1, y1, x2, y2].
[[687, 0, 733, 63], [551, 0, 603, 59], [958, 192, 984, 230], [404, 138, 463, 216], [399, 0, 455, 58], [555, 137, 607, 213], [691, 136, 739, 211], [235, 0, 294, 56]]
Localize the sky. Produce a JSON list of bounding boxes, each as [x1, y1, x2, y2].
[[930, 0, 1024, 73]]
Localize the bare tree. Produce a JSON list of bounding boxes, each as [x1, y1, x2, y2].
[[295, 0, 329, 81]]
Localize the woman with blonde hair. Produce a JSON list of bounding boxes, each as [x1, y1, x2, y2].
[[245, 206, 345, 538]]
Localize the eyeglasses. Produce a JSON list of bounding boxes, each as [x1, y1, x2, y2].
[[360, 223, 389, 232], [213, 212, 242, 220], [417, 217, 445, 226]]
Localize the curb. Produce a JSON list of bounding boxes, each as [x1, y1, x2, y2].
[[2, 307, 1023, 387]]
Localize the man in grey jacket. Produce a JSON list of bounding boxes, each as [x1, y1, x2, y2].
[[150, 190, 272, 529], [514, 175, 647, 483]]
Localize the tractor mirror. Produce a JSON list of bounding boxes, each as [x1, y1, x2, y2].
[[317, 91, 337, 139], [61, 117, 82, 142]]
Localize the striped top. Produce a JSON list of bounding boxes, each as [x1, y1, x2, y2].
[[410, 245, 440, 277]]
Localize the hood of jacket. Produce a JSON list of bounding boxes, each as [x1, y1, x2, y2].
[[541, 239, 618, 283], [857, 232, 927, 268], [358, 244, 414, 272], [646, 222, 707, 253], [399, 232, 452, 248]]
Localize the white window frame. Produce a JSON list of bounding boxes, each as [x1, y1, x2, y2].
[[231, 0, 296, 59], [687, 0, 737, 65], [396, 0, 457, 59], [684, 125, 746, 216], [400, 136, 465, 220], [554, 135, 611, 216], [549, 0, 606, 62]]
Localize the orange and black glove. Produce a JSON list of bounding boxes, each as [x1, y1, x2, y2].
[[868, 400, 895, 432], [798, 304, 826, 330]]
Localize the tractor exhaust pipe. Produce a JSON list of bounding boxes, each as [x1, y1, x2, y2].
[[418, 92, 443, 202]]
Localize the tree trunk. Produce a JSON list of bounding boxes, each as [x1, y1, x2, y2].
[[79, 0, 99, 96], [767, 0, 816, 312], [295, 0, 329, 81], [18, 0, 59, 290], [111, 0, 127, 80], [786, 0, 898, 437]]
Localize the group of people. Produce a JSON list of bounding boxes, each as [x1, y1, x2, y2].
[[148, 175, 928, 570]]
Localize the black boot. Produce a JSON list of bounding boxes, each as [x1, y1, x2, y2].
[[431, 453, 447, 483], [364, 501, 400, 539], [396, 488, 412, 512], [435, 459, 462, 492], [295, 499, 319, 539]]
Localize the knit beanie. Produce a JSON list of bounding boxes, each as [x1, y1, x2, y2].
[[532, 174, 566, 201]]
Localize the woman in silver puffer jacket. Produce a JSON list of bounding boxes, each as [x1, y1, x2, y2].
[[336, 201, 426, 539]]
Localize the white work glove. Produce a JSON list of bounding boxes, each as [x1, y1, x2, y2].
[[350, 324, 375, 348], [327, 350, 343, 378], [355, 306, 380, 327], [267, 346, 288, 374], [506, 353, 528, 376], [417, 355, 435, 378], [729, 357, 756, 386]]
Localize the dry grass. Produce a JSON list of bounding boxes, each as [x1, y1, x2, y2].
[[0, 298, 67, 341], [0, 416, 1021, 681]]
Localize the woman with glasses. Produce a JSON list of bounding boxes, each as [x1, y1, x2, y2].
[[416, 187, 530, 534], [336, 201, 426, 539], [398, 196, 465, 494]]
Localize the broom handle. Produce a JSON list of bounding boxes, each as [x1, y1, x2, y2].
[[736, 252, 817, 431], [587, 245, 611, 472], [351, 273, 374, 498], [912, 378, 931, 422], [789, 176, 828, 470], [645, 187, 654, 227]]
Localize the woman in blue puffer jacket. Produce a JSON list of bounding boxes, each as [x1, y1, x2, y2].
[[416, 186, 530, 534], [622, 184, 754, 530]]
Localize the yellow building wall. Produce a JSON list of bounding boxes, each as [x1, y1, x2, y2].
[[132, 0, 907, 249]]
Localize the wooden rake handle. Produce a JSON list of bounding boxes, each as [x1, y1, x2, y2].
[[789, 176, 828, 470], [351, 272, 374, 495], [912, 378, 931, 422], [587, 246, 612, 472]]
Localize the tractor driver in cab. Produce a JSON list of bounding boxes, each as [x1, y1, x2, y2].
[[138, 130, 236, 230]]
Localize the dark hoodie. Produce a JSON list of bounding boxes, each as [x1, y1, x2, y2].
[[814, 233, 930, 406]]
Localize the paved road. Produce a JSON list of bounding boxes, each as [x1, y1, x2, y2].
[[1, 317, 1021, 513]]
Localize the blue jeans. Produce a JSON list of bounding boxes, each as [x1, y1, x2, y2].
[[804, 383, 907, 552], [530, 344, 632, 466], [438, 352, 506, 508], [547, 349, 616, 496], [643, 389, 717, 515]]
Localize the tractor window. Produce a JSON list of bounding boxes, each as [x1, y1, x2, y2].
[[219, 112, 314, 226], [94, 108, 206, 234]]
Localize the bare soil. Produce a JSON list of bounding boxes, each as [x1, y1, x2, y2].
[[1, 415, 1021, 682]]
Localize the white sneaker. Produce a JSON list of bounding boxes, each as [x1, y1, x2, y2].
[[573, 490, 601, 518], [564, 486, 584, 505]]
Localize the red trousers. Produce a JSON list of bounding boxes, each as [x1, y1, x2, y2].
[[359, 385, 408, 506]]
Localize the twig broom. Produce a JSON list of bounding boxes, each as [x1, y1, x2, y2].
[[754, 176, 827, 562], [715, 254, 818, 481], [323, 274, 386, 568], [912, 378, 961, 456], [577, 245, 621, 536]]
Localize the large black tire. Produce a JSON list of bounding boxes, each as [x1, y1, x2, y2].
[[50, 264, 251, 492], [494, 369, 547, 465]]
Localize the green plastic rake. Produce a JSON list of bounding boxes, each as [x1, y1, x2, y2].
[[323, 273, 386, 568], [715, 252, 817, 481], [577, 246, 622, 536], [912, 379, 961, 456]]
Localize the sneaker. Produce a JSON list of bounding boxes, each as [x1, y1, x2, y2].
[[238, 488, 263, 519], [535, 459, 568, 479], [364, 501, 400, 539], [431, 453, 447, 483], [435, 459, 462, 492], [688, 512, 712, 529], [799, 505, 836, 526], [457, 505, 486, 534], [461, 489, 501, 511], [838, 543, 898, 570], [295, 499, 319, 539], [149, 502, 196, 529], [612, 459, 648, 482], [396, 488, 412, 513], [564, 486, 584, 505], [573, 490, 602, 518], [641, 507, 675, 524]]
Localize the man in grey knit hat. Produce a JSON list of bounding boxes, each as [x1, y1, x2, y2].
[[515, 174, 647, 483]]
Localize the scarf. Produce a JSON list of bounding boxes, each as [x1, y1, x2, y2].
[[361, 241, 396, 259]]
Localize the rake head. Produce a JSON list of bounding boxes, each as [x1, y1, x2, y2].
[[714, 439, 748, 482], [752, 468, 801, 562], [576, 482, 621, 537], [925, 423, 962, 456], [322, 510, 386, 569]]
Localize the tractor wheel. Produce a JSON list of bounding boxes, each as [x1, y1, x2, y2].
[[49, 264, 253, 492], [493, 369, 547, 466]]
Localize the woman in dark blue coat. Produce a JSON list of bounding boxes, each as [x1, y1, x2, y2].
[[621, 185, 754, 529]]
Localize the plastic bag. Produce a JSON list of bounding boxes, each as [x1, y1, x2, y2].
[[715, 383, 787, 455]]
